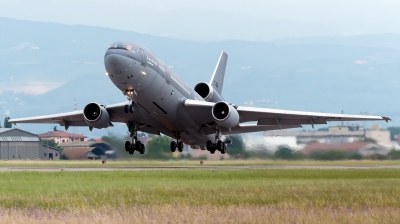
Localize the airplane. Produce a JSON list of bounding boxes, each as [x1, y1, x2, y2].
[[10, 41, 391, 155]]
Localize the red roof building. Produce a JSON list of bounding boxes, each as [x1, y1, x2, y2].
[[39, 131, 87, 144]]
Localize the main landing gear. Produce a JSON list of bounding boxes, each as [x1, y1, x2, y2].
[[170, 140, 184, 152], [170, 132, 184, 152], [205, 124, 228, 154], [125, 122, 145, 155], [206, 140, 226, 154]]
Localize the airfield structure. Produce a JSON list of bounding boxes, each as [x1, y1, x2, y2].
[[0, 128, 44, 160]]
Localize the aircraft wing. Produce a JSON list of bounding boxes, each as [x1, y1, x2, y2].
[[9, 102, 160, 135], [184, 99, 391, 132]]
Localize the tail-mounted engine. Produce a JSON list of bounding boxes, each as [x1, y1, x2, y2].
[[211, 101, 239, 128], [194, 82, 224, 102], [83, 103, 110, 129]]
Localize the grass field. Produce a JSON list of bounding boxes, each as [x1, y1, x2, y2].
[[0, 169, 399, 223], [0, 159, 399, 167]]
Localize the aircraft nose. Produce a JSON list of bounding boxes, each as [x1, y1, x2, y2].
[[104, 53, 124, 76]]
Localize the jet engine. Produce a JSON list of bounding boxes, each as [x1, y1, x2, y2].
[[211, 101, 239, 128], [83, 103, 110, 129], [194, 82, 224, 102]]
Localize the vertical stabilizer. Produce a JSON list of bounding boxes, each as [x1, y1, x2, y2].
[[209, 51, 228, 95]]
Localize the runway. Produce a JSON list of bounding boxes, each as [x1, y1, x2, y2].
[[1, 165, 400, 172]]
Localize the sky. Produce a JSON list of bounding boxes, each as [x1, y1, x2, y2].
[[1, 0, 400, 42]]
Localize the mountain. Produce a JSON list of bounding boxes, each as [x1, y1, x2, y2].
[[0, 18, 399, 137]]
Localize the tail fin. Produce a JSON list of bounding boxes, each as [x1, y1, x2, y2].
[[209, 51, 228, 95]]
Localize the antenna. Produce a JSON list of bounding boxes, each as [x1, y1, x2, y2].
[[74, 99, 78, 111]]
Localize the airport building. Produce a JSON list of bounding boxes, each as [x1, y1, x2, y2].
[[59, 140, 115, 159], [0, 128, 44, 160], [39, 131, 87, 144], [42, 145, 61, 160], [264, 125, 391, 144]]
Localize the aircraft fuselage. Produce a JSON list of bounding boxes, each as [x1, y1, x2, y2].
[[104, 41, 211, 147]]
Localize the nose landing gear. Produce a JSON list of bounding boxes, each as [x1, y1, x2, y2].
[[123, 89, 135, 113]]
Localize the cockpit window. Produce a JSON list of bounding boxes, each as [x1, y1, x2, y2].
[[108, 43, 135, 52]]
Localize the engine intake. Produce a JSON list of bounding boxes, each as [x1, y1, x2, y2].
[[83, 103, 110, 129], [212, 101, 239, 128], [194, 82, 224, 102]]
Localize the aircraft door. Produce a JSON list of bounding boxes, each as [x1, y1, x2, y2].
[[165, 68, 171, 84], [139, 48, 146, 66]]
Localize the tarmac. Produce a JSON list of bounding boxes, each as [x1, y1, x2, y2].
[[1, 165, 400, 172]]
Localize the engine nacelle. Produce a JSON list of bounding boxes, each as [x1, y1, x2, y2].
[[212, 101, 239, 128], [83, 103, 110, 129], [194, 82, 224, 102]]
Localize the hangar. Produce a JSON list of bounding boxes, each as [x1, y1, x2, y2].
[[0, 128, 44, 160]]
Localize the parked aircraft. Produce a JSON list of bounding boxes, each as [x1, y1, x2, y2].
[[9, 41, 391, 155]]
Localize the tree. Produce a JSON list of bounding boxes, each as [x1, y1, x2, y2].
[[387, 127, 400, 140], [3, 117, 11, 128], [101, 132, 130, 158], [42, 139, 62, 151], [310, 150, 348, 161], [274, 145, 294, 159], [144, 136, 172, 160], [53, 126, 58, 131], [388, 149, 400, 160], [226, 135, 246, 157]]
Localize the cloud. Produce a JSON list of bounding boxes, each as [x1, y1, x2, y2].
[[0, 80, 64, 95], [240, 66, 252, 70], [12, 42, 40, 50]]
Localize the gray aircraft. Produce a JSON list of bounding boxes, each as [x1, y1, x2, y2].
[[10, 41, 391, 154]]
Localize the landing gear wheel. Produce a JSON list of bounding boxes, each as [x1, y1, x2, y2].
[[125, 141, 131, 152], [135, 141, 141, 151], [139, 144, 145, 154], [170, 141, 177, 152], [217, 140, 223, 151], [177, 141, 183, 152], [210, 149, 215, 154], [129, 104, 134, 113], [129, 144, 135, 154], [221, 144, 226, 154], [206, 140, 212, 151], [124, 105, 129, 113]]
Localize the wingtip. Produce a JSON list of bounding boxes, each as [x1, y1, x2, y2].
[[382, 116, 391, 123]]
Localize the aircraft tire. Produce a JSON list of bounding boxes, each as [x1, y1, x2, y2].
[[139, 144, 145, 154], [206, 140, 212, 151], [135, 141, 141, 151], [221, 144, 226, 154], [125, 141, 131, 151], [129, 104, 134, 113], [178, 141, 183, 152], [217, 140, 223, 151], [210, 149, 215, 154], [170, 141, 177, 152]]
